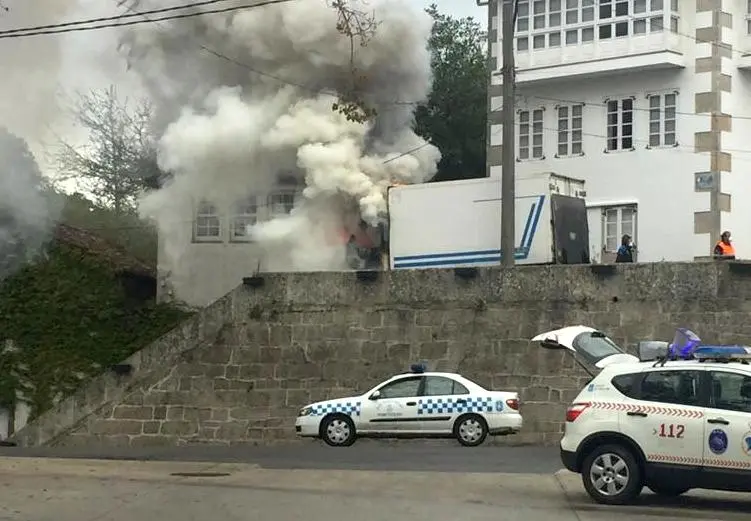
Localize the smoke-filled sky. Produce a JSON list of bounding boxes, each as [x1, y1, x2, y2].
[[0, 0, 485, 275], [0, 0, 484, 168]]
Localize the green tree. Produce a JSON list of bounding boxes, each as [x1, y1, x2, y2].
[[57, 192, 157, 266], [416, 4, 488, 182]]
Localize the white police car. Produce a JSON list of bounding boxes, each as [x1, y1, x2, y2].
[[295, 364, 522, 447], [537, 326, 751, 505]]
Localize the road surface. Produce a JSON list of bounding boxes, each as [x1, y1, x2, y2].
[[0, 457, 750, 521], [0, 440, 561, 473], [1, 442, 750, 520]]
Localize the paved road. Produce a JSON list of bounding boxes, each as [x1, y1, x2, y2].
[[1, 458, 750, 521], [0, 441, 562, 474]]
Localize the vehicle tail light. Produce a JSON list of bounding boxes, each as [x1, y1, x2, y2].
[[506, 398, 519, 411], [565, 402, 591, 422]]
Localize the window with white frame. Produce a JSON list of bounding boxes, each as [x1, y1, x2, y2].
[[515, 0, 666, 51], [603, 205, 636, 253], [669, 0, 678, 32], [605, 97, 634, 151], [518, 108, 544, 160], [556, 104, 583, 156], [267, 188, 297, 217], [230, 196, 258, 242], [631, 0, 669, 35], [647, 92, 677, 147], [194, 200, 222, 242]]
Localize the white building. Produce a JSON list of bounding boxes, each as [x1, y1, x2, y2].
[[480, 0, 751, 263], [157, 179, 300, 307]]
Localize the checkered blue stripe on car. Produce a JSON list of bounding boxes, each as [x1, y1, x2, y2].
[[309, 401, 362, 417], [418, 396, 494, 415]]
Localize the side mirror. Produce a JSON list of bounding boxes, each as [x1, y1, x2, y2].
[[369, 390, 381, 400], [638, 341, 669, 362]]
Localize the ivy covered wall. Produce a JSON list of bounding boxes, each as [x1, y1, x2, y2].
[[0, 241, 189, 418]]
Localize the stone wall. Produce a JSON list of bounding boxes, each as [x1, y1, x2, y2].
[[13, 261, 751, 448]]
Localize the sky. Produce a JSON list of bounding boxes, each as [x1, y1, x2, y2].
[[0, 0, 488, 175], [428, 0, 485, 21]]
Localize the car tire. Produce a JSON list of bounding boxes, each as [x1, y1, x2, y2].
[[581, 443, 643, 505], [647, 483, 690, 497], [320, 414, 357, 447], [453, 414, 488, 447]]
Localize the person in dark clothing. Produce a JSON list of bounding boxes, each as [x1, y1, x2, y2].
[[615, 234, 634, 263]]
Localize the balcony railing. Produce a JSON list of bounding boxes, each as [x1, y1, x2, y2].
[[498, 2, 684, 83]]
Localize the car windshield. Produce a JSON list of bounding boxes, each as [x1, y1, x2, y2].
[[572, 331, 625, 364]]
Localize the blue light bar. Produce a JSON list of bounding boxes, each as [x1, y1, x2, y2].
[[693, 345, 751, 360], [669, 328, 702, 359], [410, 363, 427, 373]]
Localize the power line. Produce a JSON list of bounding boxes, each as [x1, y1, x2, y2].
[[491, 121, 751, 157], [0, 0, 236, 36], [509, 10, 751, 119], [115, 0, 423, 107], [527, 94, 751, 121], [0, 0, 294, 40]]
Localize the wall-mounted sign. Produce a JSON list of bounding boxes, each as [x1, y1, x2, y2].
[[695, 172, 715, 191]]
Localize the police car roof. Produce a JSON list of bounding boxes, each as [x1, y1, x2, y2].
[[395, 371, 463, 379]]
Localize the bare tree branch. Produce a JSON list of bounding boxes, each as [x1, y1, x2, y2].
[[329, 0, 379, 123], [56, 86, 161, 215]]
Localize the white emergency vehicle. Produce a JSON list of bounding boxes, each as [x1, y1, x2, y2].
[[536, 326, 751, 505], [295, 364, 522, 447]]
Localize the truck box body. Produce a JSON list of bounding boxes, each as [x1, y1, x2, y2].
[[387, 172, 589, 269]]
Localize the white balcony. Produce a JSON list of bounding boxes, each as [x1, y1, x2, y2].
[[500, 32, 684, 85], [493, 5, 685, 85]]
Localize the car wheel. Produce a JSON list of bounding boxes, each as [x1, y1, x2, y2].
[[320, 414, 357, 447], [647, 483, 690, 497], [453, 414, 488, 447], [581, 444, 643, 505]]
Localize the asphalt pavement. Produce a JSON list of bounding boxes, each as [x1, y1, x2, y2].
[[1, 457, 750, 521], [0, 440, 562, 474]]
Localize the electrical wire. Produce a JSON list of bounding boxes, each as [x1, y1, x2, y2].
[[112, 0, 427, 106], [0, 0, 294, 40], [0, 0, 237, 36], [505, 8, 751, 118], [525, 94, 751, 121], [491, 121, 751, 157]]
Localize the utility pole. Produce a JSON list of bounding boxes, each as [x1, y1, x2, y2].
[[500, 0, 516, 266]]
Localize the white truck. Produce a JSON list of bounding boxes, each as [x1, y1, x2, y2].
[[386, 172, 590, 270]]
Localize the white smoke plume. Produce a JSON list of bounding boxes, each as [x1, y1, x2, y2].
[[119, 0, 440, 272], [0, 0, 72, 164], [0, 128, 59, 280]]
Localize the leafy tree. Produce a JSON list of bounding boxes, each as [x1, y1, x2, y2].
[[56, 85, 162, 216], [416, 4, 488, 182], [57, 192, 157, 265]]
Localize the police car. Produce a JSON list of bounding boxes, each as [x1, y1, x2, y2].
[[295, 364, 522, 447], [537, 326, 751, 505]]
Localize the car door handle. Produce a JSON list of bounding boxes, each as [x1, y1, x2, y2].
[[455, 399, 467, 404], [406, 401, 416, 406], [627, 411, 648, 417], [708, 418, 730, 425]]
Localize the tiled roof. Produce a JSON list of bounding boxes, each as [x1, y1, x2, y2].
[[53, 224, 155, 278]]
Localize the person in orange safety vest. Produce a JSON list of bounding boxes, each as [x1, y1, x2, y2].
[[713, 230, 736, 259]]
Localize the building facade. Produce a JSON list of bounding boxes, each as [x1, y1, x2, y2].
[[158, 181, 383, 308], [480, 0, 750, 263], [157, 183, 299, 307]]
